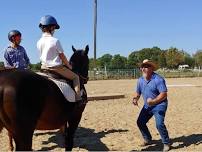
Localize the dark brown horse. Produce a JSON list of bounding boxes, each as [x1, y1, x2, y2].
[[0, 45, 89, 151]]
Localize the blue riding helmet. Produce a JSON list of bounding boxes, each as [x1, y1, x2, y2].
[[39, 15, 60, 29], [8, 30, 21, 42]]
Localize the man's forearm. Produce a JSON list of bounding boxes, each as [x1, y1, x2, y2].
[[153, 92, 167, 104]]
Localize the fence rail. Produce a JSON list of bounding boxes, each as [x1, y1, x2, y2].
[[88, 69, 202, 80]]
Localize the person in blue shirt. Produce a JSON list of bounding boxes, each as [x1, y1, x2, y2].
[[133, 59, 170, 152], [4, 30, 30, 69]]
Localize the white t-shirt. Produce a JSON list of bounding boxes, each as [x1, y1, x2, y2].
[[37, 33, 64, 67]]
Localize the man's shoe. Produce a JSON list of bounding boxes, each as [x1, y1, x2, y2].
[[163, 143, 171, 152], [140, 139, 152, 147]]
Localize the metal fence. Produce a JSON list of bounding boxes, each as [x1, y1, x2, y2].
[[88, 69, 202, 80], [157, 69, 202, 78]]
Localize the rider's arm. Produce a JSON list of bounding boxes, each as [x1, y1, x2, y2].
[[4, 50, 14, 68], [59, 53, 72, 69], [56, 40, 72, 69]]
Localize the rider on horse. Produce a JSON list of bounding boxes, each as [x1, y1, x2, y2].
[[37, 15, 82, 101], [4, 30, 30, 69]]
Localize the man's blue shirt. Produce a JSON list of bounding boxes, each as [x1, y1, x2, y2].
[[136, 72, 168, 109], [4, 45, 30, 69]]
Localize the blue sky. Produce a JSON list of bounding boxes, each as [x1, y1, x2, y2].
[[1, 0, 202, 63]]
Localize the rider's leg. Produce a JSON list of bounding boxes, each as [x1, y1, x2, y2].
[[49, 66, 81, 100]]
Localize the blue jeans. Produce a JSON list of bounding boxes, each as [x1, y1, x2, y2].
[[137, 103, 170, 144]]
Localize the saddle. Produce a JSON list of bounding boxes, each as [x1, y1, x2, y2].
[[40, 69, 72, 84], [37, 69, 76, 102]]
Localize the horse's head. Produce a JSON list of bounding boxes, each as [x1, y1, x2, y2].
[[70, 45, 89, 84]]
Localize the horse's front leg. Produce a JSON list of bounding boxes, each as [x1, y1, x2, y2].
[[64, 103, 86, 151], [8, 131, 14, 151], [64, 124, 74, 151]]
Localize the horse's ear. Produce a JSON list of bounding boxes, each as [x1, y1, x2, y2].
[[72, 45, 76, 52], [84, 45, 89, 55]]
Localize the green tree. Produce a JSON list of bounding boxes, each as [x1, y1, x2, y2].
[[127, 51, 139, 68], [89, 58, 101, 70], [194, 50, 202, 67], [97, 54, 112, 68], [127, 47, 162, 69], [110, 54, 127, 69], [89, 58, 95, 70], [166, 47, 184, 69], [158, 51, 167, 68], [30, 62, 41, 71], [0, 62, 4, 68], [182, 52, 195, 68], [137, 46, 162, 63]]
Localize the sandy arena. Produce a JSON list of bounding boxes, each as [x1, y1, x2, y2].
[[0, 77, 202, 151]]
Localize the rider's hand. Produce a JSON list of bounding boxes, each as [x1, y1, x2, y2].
[[65, 63, 72, 70], [68, 64, 72, 70]]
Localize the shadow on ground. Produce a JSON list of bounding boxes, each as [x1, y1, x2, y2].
[[35, 127, 128, 151], [137, 134, 202, 151]]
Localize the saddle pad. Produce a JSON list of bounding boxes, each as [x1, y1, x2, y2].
[[37, 72, 76, 102]]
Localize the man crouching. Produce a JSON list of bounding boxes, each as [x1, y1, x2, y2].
[[133, 59, 171, 151]]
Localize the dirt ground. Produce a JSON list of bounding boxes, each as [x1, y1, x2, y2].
[[0, 77, 202, 151]]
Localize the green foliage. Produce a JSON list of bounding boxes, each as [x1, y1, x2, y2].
[[183, 52, 195, 67], [110, 54, 127, 69], [137, 47, 161, 63], [165, 47, 184, 69], [158, 51, 167, 68], [97, 54, 112, 68], [89, 58, 94, 70], [0, 62, 4, 68], [87, 46, 197, 70], [127, 51, 139, 68], [127, 47, 162, 68], [30, 62, 41, 71], [194, 50, 202, 66], [89, 58, 100, 70]]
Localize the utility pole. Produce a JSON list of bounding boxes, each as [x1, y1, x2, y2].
[[94, 0, 97, 70]]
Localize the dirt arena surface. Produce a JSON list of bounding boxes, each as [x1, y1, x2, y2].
[[0, 77, 202, 151]]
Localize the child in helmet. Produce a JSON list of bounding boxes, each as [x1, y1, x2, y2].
[[37, 15, 82, 101], [4, 30, 30, 69]]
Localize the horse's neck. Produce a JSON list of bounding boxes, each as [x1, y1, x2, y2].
[[80, 83, 85, 91]]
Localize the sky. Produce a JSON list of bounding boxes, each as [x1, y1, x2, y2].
[[1, 0, 202, 63]]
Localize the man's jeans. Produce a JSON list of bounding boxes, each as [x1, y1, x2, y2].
[[137, 103, 170, 144]]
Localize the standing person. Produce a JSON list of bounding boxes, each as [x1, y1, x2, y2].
[[37, 15, 82, 101], [4, 30, 30, 69], [133, 59, 171, 151]]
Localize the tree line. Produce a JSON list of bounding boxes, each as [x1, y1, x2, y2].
[[1, 46, 202, 71], [89, 47, 202, 70]]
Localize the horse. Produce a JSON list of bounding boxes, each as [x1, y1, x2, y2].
[[0, 45, 89, 151]]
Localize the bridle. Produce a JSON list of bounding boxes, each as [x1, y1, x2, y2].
[[78, 74, 89, 84]]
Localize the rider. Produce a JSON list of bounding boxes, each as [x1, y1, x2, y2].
[[4, 30, 30, 69], [37, 15, 82, 101]]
